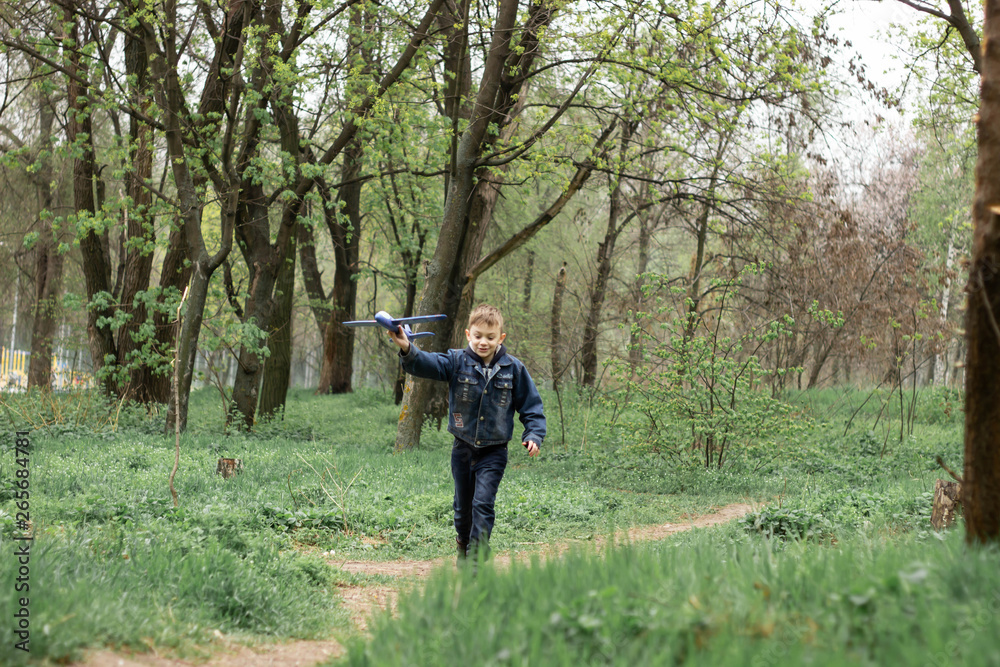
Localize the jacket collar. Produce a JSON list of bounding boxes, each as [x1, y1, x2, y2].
[[463, 343, 508, 368]]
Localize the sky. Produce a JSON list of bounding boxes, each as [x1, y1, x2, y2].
[[826, 0, 923, 75], [825, 0, 926, 109], [767, 0, 943, 175]]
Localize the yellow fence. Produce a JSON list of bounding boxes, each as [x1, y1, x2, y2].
[[1, 348, 93, 391]]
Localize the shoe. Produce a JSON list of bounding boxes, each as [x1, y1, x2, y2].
[[468, 538, 491, 562], [456, 538, 469, 564]]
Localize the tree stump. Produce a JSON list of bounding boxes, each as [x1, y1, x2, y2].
[[930, 479, 962, 530], [216, 458, 244, 479]]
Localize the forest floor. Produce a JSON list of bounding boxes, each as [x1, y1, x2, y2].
[[70, 502, 753, 667]]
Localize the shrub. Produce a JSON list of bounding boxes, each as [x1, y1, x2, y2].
[[610, 321, 807, 469], [741, 506, 834, 540]]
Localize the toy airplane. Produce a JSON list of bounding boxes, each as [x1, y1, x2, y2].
[[342, 311, 448, 340]]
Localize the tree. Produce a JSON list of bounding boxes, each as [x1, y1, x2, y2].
[[60, 2, 117, 395], [225, 0, 445, 428], [964, 0, 1000, 543], [889, 0, 1000, 540], [896, 0, 981, 72], [909, 126, 974, 387], [140, 0, 240, 433], [313, 1, 372, 397], [21, 85, 63, 390], [394, 0, 570, 450], [2, 0, 190, 401]]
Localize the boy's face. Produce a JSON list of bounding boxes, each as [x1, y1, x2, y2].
[[465, 322, 506, 363]]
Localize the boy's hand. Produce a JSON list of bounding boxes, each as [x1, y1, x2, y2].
[[523, 440, 539, 457], [387, 326, 410, 354]]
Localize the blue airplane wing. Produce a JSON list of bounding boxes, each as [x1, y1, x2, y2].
[[391, 314, 449, 326]]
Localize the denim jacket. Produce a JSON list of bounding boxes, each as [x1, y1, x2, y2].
[[399, 343, 546, 449]]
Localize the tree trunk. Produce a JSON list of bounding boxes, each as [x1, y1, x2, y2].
[[393, 234, 424, 404], [297, 219, 328, 340], [229, 0, 440, 424], [446, 0, 557, 341], [252, 25, 317, 414], [459, 122, 616, 301], [316, 0, 367, 395], [581, 123, 635, 387], [580, 199, 621, 386], [522, 250, 535, 310], [146, 3, 237, 433], [316, 159, 362, 394], [27, 95, 62, 390], [64, 9, 117, 392], [683, 143, 726, 342], [258, 233, 296, 417], [807, 339, 838, 389], [629, 214, 652, 370], [551, 262, 568, 389], [117, 27, 157, 402], [226, 0, 295, 429], [230, 180, 279, 429], [152, 222, 190, 403], [28, 227, 63, 391], [437, 0, 472, 200], [403, 0, 563, 422], [166, 261, 215, 433], [964, 0, 1000, 543], [684, 201, 711, 340], [931, 479, 962, 530], [147, 219, 191, 403], [932, 218, 960, 385]]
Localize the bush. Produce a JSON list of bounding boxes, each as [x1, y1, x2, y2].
[[608, 272, 808, 470], [741, 506, 834, 540]]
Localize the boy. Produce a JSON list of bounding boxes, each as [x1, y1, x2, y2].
[[387, 304, 545, 563]]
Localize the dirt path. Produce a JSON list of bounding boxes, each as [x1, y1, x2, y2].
[[73, 502, 753, 667], [335, 502, 753, 631], [75, 641, 345, 667]]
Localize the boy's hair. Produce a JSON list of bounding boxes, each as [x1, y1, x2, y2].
[[468, 304, 504, 331]]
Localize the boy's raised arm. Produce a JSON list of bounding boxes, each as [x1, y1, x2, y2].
[[387, 325, 410, 354], [396, 333, 456, 382]]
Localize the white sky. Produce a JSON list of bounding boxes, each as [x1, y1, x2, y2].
[[826, 0, 923, 77], [809, 0, 933, 120]]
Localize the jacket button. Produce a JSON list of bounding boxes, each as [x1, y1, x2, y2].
[[480, 416, 484, 420], [476, 441, 481, 445]]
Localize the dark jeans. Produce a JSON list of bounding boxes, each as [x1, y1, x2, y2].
[[451, 440, 508, 551]]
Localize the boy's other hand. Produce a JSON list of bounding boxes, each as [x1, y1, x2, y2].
[[523, 440, 539, 457], [387, 326, 410, 353]]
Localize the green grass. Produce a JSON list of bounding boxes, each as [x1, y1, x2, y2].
[[340, 528, 1000, 666], [0, 386, 763, 662], [0, 528, 347, 663], [0, 384, 980, 664], [329, 386, 983, 666]]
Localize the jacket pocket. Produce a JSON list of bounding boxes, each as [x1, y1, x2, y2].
[[456, 374, 478, 403], [493, 377, 512, 408]]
